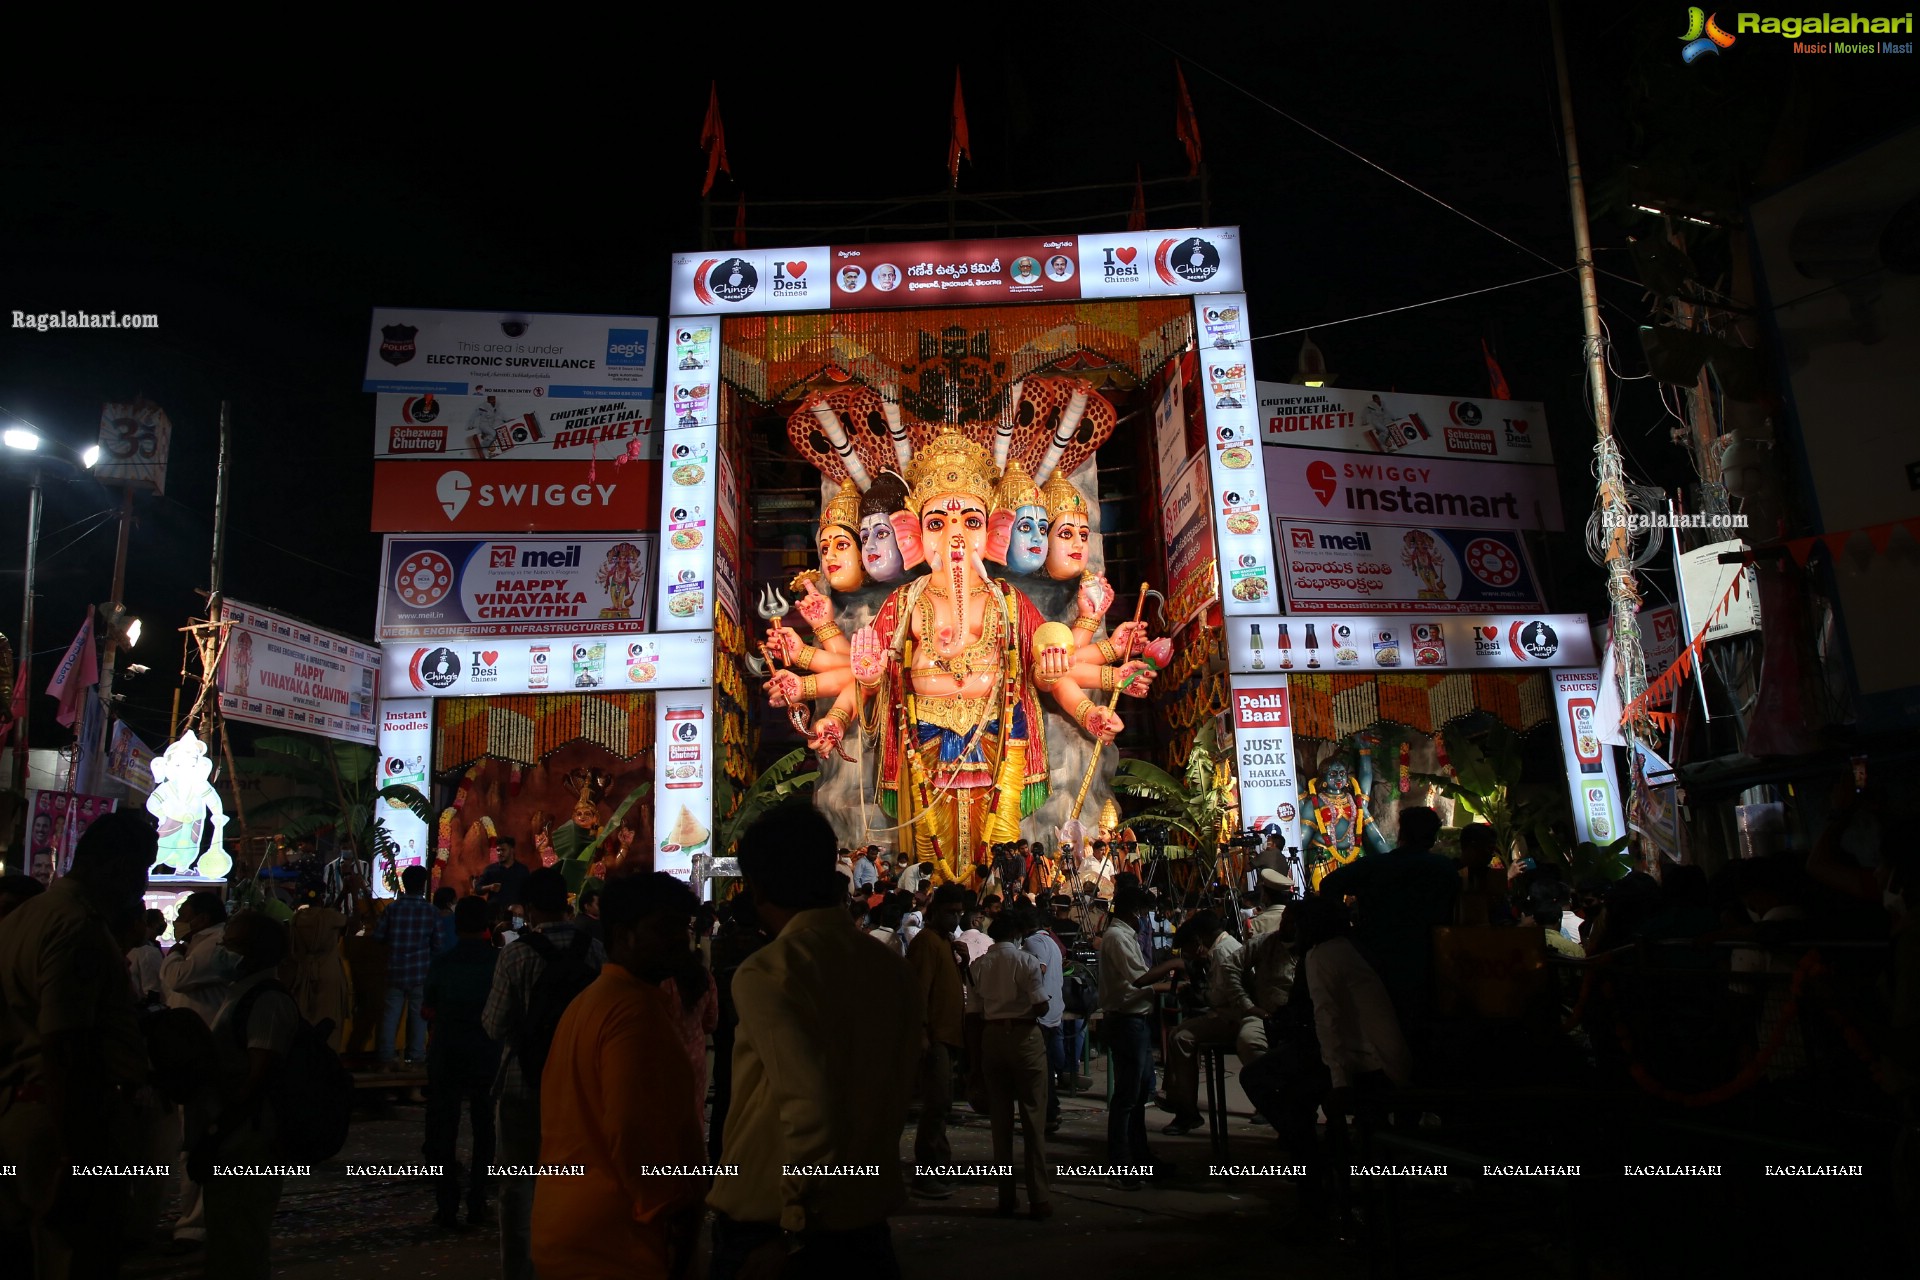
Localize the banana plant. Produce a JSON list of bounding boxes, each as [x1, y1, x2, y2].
[[1110, 722, 1236, 853], [715, 748, 819, 856], [235, 734, 430, 865], [1412, 721, 1573, 869]]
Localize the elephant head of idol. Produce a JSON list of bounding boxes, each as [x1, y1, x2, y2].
[[908, 428, 999, 603], [816, 478, 866, 595]]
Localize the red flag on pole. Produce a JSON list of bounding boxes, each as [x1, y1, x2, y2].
[[1127, 163, 1147, 232], [1174, 61, 1203, 177], [44, 610, 98, 730], [1482, 338, 1513, 400], [700, 81, 730, 197], [733, 194, 748, 249], [948, 69, 971, 188]]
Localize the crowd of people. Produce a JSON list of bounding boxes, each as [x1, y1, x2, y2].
[[4, 773, 1916, 1277]]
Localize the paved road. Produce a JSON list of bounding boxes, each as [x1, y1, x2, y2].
[[120, 1061, 1574, 1278]]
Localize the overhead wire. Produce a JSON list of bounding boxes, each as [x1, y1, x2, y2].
[[1249, 270, 1572, 341]]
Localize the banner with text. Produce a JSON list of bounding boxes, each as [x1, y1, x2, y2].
[[1198, 295, 1276, 614], [1262, 443, 1564, 533], [26, 791, 118, 882], [373, 699, 433, 899], [1228, 676, 1303, 878], [372, 393, 656, 462], [378, 535, 656, 640], [364, 309, 657, 398], [657, 427, 720, 631], [1553, 669, 1626, 847], [663, 318, 717, 432], [216, 600, 379, 745], [1225, 612, 1595, 675], [653, 691, 714, 881], [668, 227, 1248, 314], [380, 631, 712, 700], [1258, 381, 1554, 466], [370, 459, 660, 533], [1276, 519, 1544, 614]]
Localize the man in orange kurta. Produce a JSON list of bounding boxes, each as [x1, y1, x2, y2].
[[534, 874, 710, 1279]]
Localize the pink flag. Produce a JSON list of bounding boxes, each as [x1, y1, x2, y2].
[[44, 610, 99, 729]]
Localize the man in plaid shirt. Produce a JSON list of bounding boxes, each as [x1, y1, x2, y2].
[[374, 864, 444, 1068], [482, 867, 603, 1280]]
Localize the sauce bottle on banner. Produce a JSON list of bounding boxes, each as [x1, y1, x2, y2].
[[1250, 624, 1265, 670], [1277, 623, 1293, 670], [1304, 624, 1320, 669]]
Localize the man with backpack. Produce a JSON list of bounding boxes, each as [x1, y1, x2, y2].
[[481, 866, 602, 1280], [196, 910, 301, 1279]]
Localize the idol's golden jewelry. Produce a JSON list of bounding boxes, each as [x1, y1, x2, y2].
[[1099, 666, 1121, 693], [818, 478, 861, 538], [812, 623, 843, 641], [1096, 637, 1119, 664], [800, 675, 819, 700], [1041, 470, 1089, 525], [795, 643, 818, 670], [906, 427, 997, 513], [1031, 660, 1063, 691], [1072, 697, 1098, 731], [823, 706, 852, 728], [1072, 614, 1100, 635]]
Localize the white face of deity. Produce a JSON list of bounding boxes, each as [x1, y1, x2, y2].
[[1006, 504, 1049, 575], [1045, 515, 1091, 580], [858, 512, 905, 582], [921, 497, 988, 576], [818, 526, 864, 593]]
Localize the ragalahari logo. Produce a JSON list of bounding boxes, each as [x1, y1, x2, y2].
[[1680, 8, 1737, 61]]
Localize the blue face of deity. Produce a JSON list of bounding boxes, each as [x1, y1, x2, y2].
[[1006, 504, 1049, 575], [859, 513, 905, 582]]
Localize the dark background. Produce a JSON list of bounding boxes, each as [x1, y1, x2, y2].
[[2, 1, 1913, 755]]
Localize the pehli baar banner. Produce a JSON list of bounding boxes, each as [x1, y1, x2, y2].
[[1228, 676, 1303, 883], [216, 600, 379, 745], [1275, 518, 1544, 614], [378, 535, 656, 640]]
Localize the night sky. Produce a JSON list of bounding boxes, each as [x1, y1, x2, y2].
[[3, 1, 1913, 756]]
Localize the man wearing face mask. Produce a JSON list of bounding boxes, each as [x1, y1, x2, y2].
[[195, 911, 299, 1279], [532, 874, 709, 1279], [0, 810, 155, 1278]]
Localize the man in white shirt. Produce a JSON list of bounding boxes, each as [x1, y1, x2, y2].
[[1303, 902, 1411, 1091], [1161, 911, 1263, 1134], [1097, 887, 1183, 1184], [953, 906, 992, 1113], [127, 908, 167, 1002], [969, 914, 1052, 1218], [1017, 908, 1065, 1134], [162, 891, 231, 1028], [1083, 841, 1119, 899]]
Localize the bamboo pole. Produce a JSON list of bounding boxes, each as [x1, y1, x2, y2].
[[1069, 583, 1151, 822]]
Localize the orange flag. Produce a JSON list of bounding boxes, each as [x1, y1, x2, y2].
[[948, 69, 971, 188], [700, 82, 730, 197], [1174, 61, 1203, 177], [1482, 338, 1513, 400], [1128, 163, 1147, 231], [733, 194, 747, 249]]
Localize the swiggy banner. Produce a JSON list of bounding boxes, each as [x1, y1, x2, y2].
[[370, 460, 660, 533], [1262, 445, 1565, 533]]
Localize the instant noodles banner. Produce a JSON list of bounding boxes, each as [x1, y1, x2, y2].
[[653, 690, 713, 882], [378, 535, 657, 640]]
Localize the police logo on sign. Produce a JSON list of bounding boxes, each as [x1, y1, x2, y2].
[[380, 324, 418, 367]]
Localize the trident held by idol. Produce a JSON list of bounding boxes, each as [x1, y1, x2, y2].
[[755, 584, 812, 735]]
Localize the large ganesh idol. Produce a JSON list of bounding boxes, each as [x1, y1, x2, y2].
[[763, 383, 1158, 885]]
